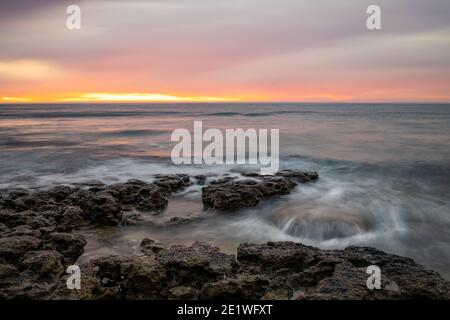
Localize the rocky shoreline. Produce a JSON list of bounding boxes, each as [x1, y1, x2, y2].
[[1, 171, 449, 300]]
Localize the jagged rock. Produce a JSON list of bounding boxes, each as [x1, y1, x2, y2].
[[106, 180, 149, 205], [140, 238, 166, 255], [1, 239, 449, 300], [54, 206, 84, 231], [90, 254, 166, 299], [202, 176, 297, 210], [200, 275, 270, 300], [20, 250, 65, 282], [0, 223, 9, 235], [0, 264, 20, 289], [0, 210, 55, 230], [134, 186, 168, 211], [83, 192, 122, 225], [0, 235, 41, 263], [46, 185, 75, 202], [275, 170, 319, 183], [236, 242, 450, 300], [1, 171, 450, 301], [51, 263, 120, 300], [194, 175, 207, 185], [237, 242, 320, 273], [153, 174, 192, 193], [159, 242, 237, 288], [7, 225, 41, 238], [44, 232, 87, 264]]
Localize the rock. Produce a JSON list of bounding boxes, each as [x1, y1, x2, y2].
[[202, 178, 262, 210], [84, 192, 122, 225], [152, 174, 192, 193], [200, 275, 270, 300], [0, 188, 29, 208], [237, 242, 320, 273], [167, 286, 198, 299], [105, 175, 190, 213], [106, 180, 149, 205], [20, 250, 65, 282], [0, 210, 54, 230], [275, 170, 319, 183], [7, 225, 41, 238], [291, 258, 340, 288], [51, 263, 120, 300], [0, 264, 20, 289], [64, 189, 92, 208], [194, 175, 207, 185], [11, 194, 43, 211], [54, 206, 84, 231], [90, 254, 166, 299], [134, 186, 168, 211], [72, 180, 105, 188], [159, 242, 237, 288], [45, 232, 87, 264], [0, 223, 9, 235], [236, 242, 450, 300], [202, 176, 296, 210], [140, 238, 166, 255], [1, 238, 449, 300], [46, 185, 75, 202], [0, 235, 41, 263]]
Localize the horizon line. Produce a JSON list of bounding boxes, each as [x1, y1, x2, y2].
[[1, 101, 450, 105]]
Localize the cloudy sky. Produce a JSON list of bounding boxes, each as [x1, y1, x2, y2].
[[1, 0, 450, 102]]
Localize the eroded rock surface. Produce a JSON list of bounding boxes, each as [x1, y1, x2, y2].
[[1, 237, 449, 300], [202, 170, 318, 210], [1, 172, 448, 300]]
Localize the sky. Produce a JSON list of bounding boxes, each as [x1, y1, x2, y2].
[[1, 0, 450, 103]]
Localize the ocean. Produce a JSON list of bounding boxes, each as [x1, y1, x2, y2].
[[1, 103, 449, 279]]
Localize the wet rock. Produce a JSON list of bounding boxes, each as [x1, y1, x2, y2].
[[11, 194, 43, 211], [20, 250, 65, 282], [134, 186, 168, 211], [1, 239, 449, 300], [140, 238, 166, 255], [242, 170, 319, 183], [83, 192, 122, 225], [0, 264, 20, 289], [153, 174, 192, 193], [0, 235, 41, 263], [0, 223, 9, 235], [0, 188, 29, 208], [46, 185, 75, 202], [45, 232, 87, 264], [72, 180, 105, 188], [237, 242, 320, 273], [159, 242, 237, 288], [54, 206, 84, 231], [91, 254, 166, 299], [291, 258, 340, 288], [52, 263, 120, 300], [275, 170, 319, 183], [7, 225, 41, 238], [194, 175, 207, 185], [202, 176, 296, 210], [106, 180, 149, 205], [236, 242, 450, 300], [64, 188, 92, 207], [202, 178, 262, 210]]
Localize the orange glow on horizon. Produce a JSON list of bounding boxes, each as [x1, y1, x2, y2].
[[0, 92, 246, 103], [1, 90, 450, 104]]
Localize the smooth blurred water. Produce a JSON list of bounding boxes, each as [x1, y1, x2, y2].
[[1, 103, 449, 278]]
